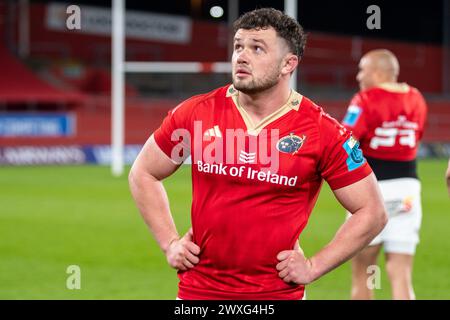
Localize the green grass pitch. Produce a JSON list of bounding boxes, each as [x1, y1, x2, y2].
[[0, 159, 449, 299]]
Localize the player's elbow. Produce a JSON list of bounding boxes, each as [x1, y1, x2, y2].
[[128, 162, 159, 196], [128, 164, 143, 196], [128, 166, 138, 193]]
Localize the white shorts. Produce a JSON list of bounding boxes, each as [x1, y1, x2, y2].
[[372, 177, 422, 254], [348, 178, 422, 255]]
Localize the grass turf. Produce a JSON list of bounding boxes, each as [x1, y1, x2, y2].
[[0, 159, 449, 299]]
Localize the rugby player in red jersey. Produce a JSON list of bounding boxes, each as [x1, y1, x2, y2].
[[129, 8, 387, 300], [342, 49, 427, 300]]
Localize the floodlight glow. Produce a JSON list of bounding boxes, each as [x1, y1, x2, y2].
[[210, 6, 224, 18]]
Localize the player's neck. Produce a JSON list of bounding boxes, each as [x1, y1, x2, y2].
[[238, 84, 291, 123]]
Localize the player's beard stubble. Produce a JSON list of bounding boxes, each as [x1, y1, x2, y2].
[[233, 63, 282, 94]]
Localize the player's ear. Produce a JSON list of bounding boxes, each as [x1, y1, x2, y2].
[[281, 54, 298, 75]]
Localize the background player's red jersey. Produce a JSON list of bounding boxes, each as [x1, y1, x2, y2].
[[154, 85, 372, 299], [342, 83, 427, 162]]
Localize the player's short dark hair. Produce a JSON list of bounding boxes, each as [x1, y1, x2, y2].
[[233, 8, 307, 59]]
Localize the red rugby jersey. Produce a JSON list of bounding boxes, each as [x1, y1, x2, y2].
[[154, 84, 372, 300], [342, 83, 427, 161]]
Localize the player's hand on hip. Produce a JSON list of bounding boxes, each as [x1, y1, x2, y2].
[[276, 241, 314, 285], [165, 228, 200, 271]]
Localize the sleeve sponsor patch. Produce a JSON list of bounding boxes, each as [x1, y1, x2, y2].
[[342, 105, 362, 127], [343, 136, 365, 171]]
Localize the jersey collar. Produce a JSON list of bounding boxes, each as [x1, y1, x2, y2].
[[226, 84, 303, 135], [376, 82, 410, 93]]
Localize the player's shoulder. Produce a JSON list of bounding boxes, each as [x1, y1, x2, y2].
[[406, 85, 426, 101], [299, 96, 344, 130], [407, 84, 421, 95], [354, 86, 382, 104], [170, 85, 229, 116]]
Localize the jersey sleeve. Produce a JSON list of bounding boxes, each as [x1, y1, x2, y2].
[[415, 90, 428, 141], [153, 100, 193, 163], [342, 93, 367, 140], [318, 113, 373, 190]]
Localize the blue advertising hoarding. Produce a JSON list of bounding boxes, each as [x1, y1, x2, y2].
[[0, 145, 142, 165], [0, 113, 76, 137]]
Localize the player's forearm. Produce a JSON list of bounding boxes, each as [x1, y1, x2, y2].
[[309, 207, 387, 282], [129, 169, 179, 253]]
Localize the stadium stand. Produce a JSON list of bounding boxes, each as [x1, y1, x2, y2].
[[0, 2, 449, 164], [0, 44, 84, 104]]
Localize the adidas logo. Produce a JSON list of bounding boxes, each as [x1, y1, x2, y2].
[[204, 125, 222, 138], [239, 150, 256, 164]]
